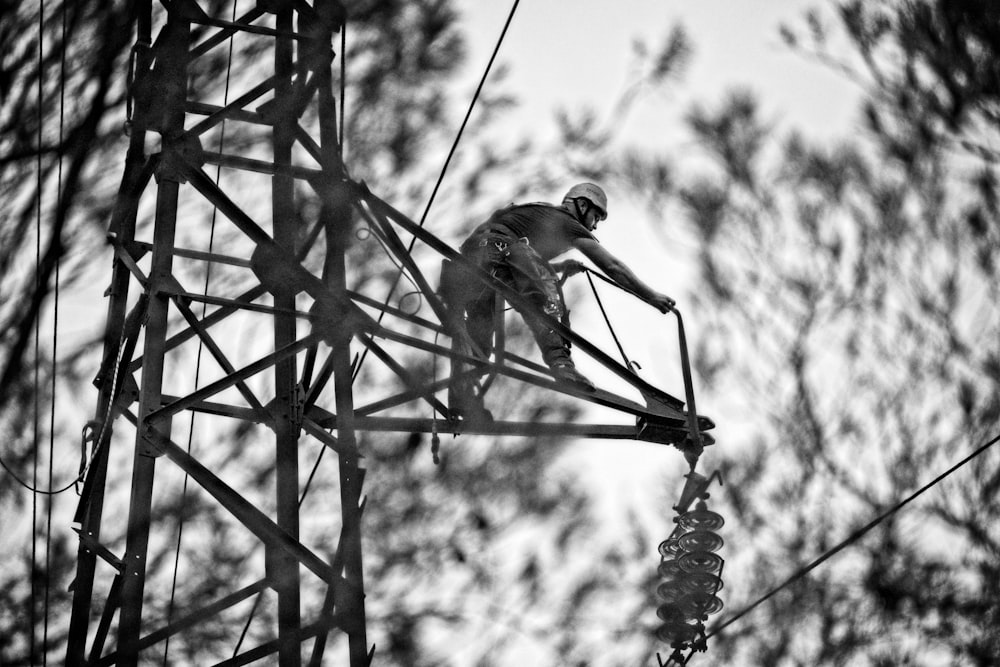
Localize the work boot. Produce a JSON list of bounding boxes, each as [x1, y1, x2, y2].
[[535, 327, 595, 392], [549, 360, 596, 392], [447, 387, 494, 425]]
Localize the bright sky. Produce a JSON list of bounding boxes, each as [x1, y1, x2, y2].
[[462, 0, 861, 145]]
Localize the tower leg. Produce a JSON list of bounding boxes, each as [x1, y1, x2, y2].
[[272, 7, 301, 665]]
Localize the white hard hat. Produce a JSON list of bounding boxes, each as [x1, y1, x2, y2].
[[563, 182, 608, 216]]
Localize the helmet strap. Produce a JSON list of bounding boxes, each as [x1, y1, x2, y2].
[[572, 198, 588, 223]]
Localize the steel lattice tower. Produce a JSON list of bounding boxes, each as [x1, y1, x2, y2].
[[65, 2, 714, 665]]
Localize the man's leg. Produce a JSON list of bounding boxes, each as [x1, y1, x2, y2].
[[507, 246, 595, 392], [440, 255, 496, 422]]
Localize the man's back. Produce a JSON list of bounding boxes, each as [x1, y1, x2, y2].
[[478, 203, 596, 261]]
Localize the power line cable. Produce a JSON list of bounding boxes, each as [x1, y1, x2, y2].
[[701, 429, 1000, 644], [43, 4, 68, 661], [30, 3, 45, 661], [351, 0, 522, 381]]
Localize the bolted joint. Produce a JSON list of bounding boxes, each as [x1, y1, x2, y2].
[[155, 134, 204, 184]]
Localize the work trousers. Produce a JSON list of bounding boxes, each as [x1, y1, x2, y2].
[[442, 231, 571, 404]]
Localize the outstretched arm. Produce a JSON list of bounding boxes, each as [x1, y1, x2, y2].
[[572, 238, 676, 312]]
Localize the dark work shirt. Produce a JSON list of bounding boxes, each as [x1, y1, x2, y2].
[[477, 203, 597, 261]]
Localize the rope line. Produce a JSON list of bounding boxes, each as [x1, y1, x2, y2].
[[584, 271, 636, 371], [703, 430, 1000, 642], [339, 22, 346, 155], [0, 322, 130, 496], [351, 0, 521, 381]]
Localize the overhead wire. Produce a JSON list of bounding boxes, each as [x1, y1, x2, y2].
[[698, 429, 1000, 647], [42, 3, 68, 662], [351, 0, 522, 381], [30, 3, 45, 662]]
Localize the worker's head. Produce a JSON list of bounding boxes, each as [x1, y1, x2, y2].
[[562, 182, 608, 231]]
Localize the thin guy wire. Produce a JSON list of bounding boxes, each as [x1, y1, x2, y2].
[[339, 22, 345, 155], [351, 0, 522, 381], [162, 3, 238, 661], [31, 3, 45, 662], [43, 4, 68, 660], [584, 271, 635, 371], [703, 430, 1000, 643]]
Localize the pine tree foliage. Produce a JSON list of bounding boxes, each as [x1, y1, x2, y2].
[[682, 2, 1000, 665]]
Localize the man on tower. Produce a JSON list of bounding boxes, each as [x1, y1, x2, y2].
[[440, 182, 676, 421]]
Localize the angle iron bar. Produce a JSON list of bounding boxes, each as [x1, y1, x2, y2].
[[272, 15, 307, 661], [72, 528, 124, 571], [201, 150, 323, 180], [170, 295, 273, 423], [353, 416, 642, 440], [131, 218, 325, 373], [142, 426, 337, 582], [88, 574, 124, 665], [132, 240, 252, 268], [186, 100, 268, 126], [129, 284, 269, 374], [302, 350, 335, 413], [119, 47, 194, 650], [213, 614, 348, 667], [74, 295, 149, 526], [159, 394, 262, 422], [375, 325, 686, 422], [351, 199, 450, 325], [673, 308, 705, 461], [191, 14, 323, 42], [296, 124, 323, 164], [189, 7, 268, 58], [355, 335, 450, 417], [300, 417, 352, 456], [350, 199, 489, 361], [180, 160, 380, 335], [163, 288, 312, 320], [352, 375, 453, 416], [354, 183, 686, 410], [169, 160, 268, 246], [308, 516, 353, 667], [145, 331, 324, 424], [301, 343, 319, 393], [92, 579, 272, 667], [284, 68, 323, 121], [106, 155, 157, 239], [309, 473, 369, 667], [185, 74, 278, 138], [111, 240, 149, 287], [347, 288, 446, 335]]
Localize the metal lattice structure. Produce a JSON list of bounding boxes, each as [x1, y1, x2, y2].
[[65, 2, 715, 665]]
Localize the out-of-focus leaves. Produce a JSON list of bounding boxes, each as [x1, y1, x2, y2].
[[680, 2, 1000, 664]]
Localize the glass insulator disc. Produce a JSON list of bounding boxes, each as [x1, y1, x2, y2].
[[658, 558, 684, 580], [654, 620, 702, 644], [678, 550, 723, 575], [677, 530, 724, 553], [678, 509, 724, 531], [658, 536, 686, 558], [656, 581, 686, 602], [677, 592, 724, 616], [681, 572, 724, 594]]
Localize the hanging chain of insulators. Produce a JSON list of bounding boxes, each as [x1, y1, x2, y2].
[[654, 471, 725, 658]]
